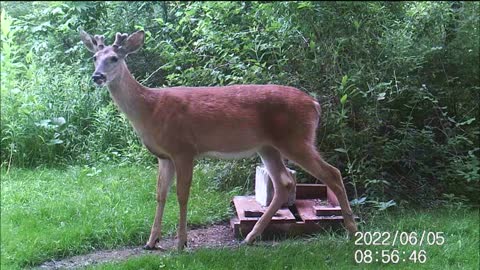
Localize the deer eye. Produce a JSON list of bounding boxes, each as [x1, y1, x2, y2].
[[111, 56, 118, 62], [93, 56, 97, 62]]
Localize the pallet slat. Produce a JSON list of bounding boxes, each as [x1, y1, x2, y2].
[[296, 200, 344, 223], [232, 196, 296, 225], [295, 184, 327, 199]]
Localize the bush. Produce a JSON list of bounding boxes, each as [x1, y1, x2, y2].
[[1, 2, 478, 206]]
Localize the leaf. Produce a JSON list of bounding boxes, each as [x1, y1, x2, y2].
[[51, 7, 64, 15], [1, 9, 11, 36], [35, 119, 51, 128], [457, 117, 476, 127], [377, 92, 386, 100], [51, 117, 66, 126], [298, 2, 313, 9], [48, 139, 63, 145], [350, 197, 367, 206], [353, 20, 361, 30], [376, 200, 396, 211], [340, 94, 348, 105], [341, 75, 348, 88], [334, 148, 348, 153]]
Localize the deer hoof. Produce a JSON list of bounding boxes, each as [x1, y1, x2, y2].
[[143, 244, 166, 251], [241, 239, 254, 246], [143, 244, 157, 250], [143, 238, 163, 250], [177, 240, 188, 251]]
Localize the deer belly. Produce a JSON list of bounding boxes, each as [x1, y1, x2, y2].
[[140, 136, 170, 159], [202, 149, 258, 160]]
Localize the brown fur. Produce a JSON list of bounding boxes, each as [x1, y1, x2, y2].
[[136, 84, 320, 158]]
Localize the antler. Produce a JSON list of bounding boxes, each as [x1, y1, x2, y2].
[[93, 35, 105, 50], [113, 32, 128, 48]]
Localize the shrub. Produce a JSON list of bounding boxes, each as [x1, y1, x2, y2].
[[1, 2, 478, 206]]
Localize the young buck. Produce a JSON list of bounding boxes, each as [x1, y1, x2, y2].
[[80, 29, 358, 250]]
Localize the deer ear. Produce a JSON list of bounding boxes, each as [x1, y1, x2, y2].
[[122, 30, 145, 55], [79, 29, 97, 53]]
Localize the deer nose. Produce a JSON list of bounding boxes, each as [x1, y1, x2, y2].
[[92, 72, 106, 84]]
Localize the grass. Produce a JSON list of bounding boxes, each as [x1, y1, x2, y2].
[[90, 208, 479, 270], [1, 165, 478, 270], [1, 164, 238, 269]]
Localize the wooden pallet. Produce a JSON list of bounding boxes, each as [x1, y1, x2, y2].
[[230, 184, 350, 239]]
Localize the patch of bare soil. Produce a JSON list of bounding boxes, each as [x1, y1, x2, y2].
[[37, 222, 239, 270]]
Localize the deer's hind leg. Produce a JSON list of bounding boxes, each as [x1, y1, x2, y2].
[[244, 146, 295, 244], [279, 143, 358, 234]]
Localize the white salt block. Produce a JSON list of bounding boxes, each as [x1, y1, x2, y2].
[[255, 166, 296, 207]]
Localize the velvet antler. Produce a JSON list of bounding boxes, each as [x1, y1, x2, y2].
[[113, 32, 128, 48], [93, 35, 105, 50]]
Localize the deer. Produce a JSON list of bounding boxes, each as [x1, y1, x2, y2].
[[79, 29, 358, 251]]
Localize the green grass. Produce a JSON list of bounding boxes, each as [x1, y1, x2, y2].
[[1, 165, 478, 270], [1, 164, 238, 269], [90, 208, 479, 270]]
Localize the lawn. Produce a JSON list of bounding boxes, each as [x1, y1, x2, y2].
[[1, 164, 237, 269], [1, 165, 478, 270], [90, 207, 479, 270]]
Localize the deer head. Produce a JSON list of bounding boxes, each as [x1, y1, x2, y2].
[[79, 29, 145, 86]]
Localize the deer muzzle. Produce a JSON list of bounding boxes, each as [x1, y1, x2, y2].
[[92, 72, 106, 86]]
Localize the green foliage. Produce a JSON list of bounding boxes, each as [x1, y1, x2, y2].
[[1, 2, 479, 207], [203, 158, 258, 193]]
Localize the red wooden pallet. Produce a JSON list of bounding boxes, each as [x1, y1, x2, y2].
[[230, 184, 350, 239]]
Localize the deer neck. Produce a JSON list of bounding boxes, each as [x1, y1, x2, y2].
[[106, 62, 152, 124]]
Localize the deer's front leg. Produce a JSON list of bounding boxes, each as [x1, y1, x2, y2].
[[144, 158, 175, 250], [173, 156, 194, 251]]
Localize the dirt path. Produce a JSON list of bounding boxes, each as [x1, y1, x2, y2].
[[37, 222, 240, 269]]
